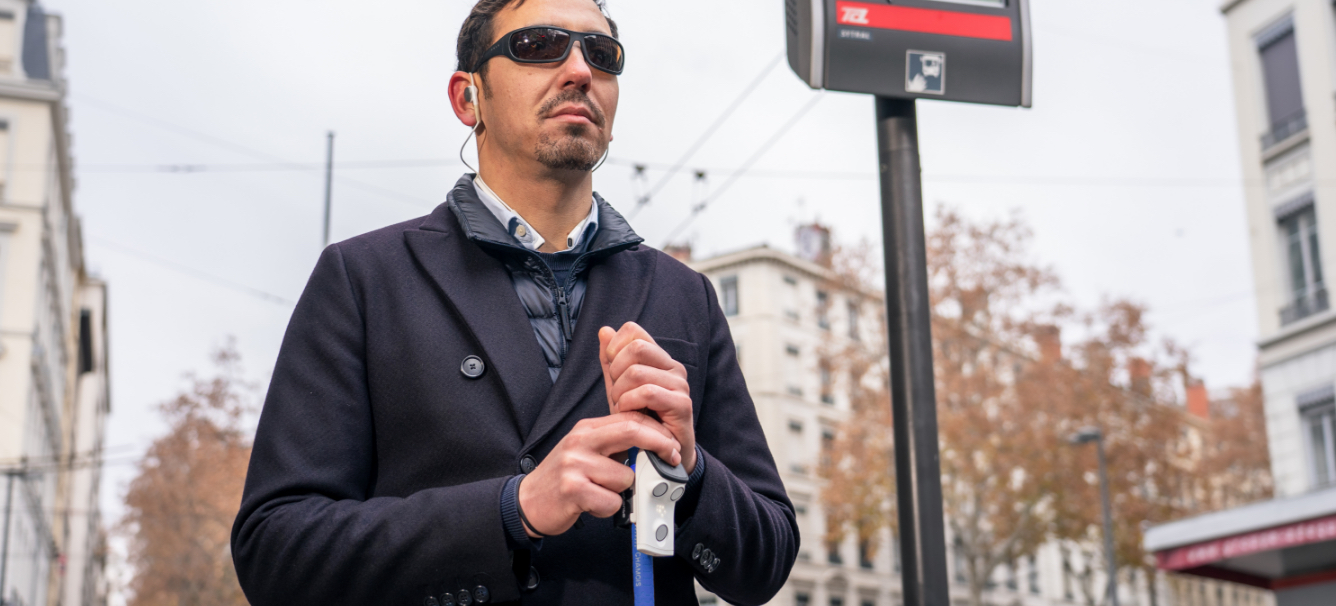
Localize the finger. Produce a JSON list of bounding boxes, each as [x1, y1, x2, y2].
[[581, 487, 627, 518], [584, 414, 681, 462], [582, 456, 636, 494], [614, 384, 692, 421], [609, 339, 684, 382], [599, 326, 618, 413], [609, 365, 689, 407], [605, 321, 655, 362]]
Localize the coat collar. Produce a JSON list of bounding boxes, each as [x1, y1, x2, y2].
[[406, 175, 653, 443]]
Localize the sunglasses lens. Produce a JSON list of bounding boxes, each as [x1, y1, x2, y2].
[[510, 28, 570, 61], [583, 35, 624, 73]]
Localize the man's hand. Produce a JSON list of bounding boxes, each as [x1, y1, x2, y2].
[[598, 322, 696, 475], [517, 412, 679, 538]]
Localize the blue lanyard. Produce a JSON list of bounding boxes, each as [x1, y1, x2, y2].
[[628, 448, 655, 606]]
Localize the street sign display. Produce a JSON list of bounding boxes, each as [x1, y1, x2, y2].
[[786, 0, 1032, 107]]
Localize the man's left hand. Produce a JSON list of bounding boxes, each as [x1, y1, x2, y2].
[[599, 322, 696, 474]]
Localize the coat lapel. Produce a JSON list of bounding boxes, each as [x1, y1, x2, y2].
[[404, 205, 552, 439], [522, 246, 657, 450]]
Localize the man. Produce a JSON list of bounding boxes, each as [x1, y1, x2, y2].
[[230, 0, 797, 604]]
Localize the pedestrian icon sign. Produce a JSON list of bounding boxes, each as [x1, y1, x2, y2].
[[906, 51, 945, 95]]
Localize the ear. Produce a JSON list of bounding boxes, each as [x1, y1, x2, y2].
[[448, 71, 480, 128]]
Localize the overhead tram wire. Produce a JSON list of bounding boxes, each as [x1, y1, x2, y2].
[[660, 92, 826, 246], [89, 236, 296, 307], [627, 52, 786, 219], [73, 94, 439, 210]]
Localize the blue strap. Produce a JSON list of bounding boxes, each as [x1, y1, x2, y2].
[[628, 448, 654, 606]]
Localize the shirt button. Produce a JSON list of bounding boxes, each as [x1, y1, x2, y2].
[[520, 455, 537, 474], [461, 356, 486, 379], [516, 224, 529, 237], [457, 589, 473, 606], [525, 566, 541, 591], [473, 586, 490, 603], [692, 543, 703, 560]]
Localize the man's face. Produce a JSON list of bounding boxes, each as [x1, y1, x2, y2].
[[478, 0, 619, 172]]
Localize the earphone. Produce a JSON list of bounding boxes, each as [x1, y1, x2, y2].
[[460, 73, 482, 173]]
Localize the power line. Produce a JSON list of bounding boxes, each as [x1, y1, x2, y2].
[[88, 236, 296, 307], [74, 94, 438, 210], [628, 52, 785, 218], [661, 92, 826, 245]]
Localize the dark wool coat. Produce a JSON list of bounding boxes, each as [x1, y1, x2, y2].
[[230, 182, 798, 606]]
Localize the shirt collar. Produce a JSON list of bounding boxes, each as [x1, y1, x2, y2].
[[472, 175, 599, 252]]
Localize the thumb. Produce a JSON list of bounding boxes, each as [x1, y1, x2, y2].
[[599, 326, 617, 413]]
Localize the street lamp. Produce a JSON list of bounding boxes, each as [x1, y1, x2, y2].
[[1070, 427, 1118, 606]]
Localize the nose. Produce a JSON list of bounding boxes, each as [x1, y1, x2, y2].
[[558, 40, 594, 92]]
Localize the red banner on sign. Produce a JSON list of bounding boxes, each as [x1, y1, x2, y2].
[[1155, 514, 1336, 571], [834, 1, 1014, 42]]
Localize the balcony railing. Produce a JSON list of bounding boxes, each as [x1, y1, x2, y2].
[[1261, 110, 1308, 151], [1280, 286, 1329, 326]]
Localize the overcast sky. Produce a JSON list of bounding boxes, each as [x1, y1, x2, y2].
[[38, 0, 1254, 596]]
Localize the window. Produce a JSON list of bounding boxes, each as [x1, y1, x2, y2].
[[847, 301, 860, 340], [1005, 561, 1017, 591], [821, 427, 836, 469], [790, 420, 805, 434], [721, 276, 739, 316], [78, 309, 93, 374], [0, 11, 14, 76], [816, 291, 830, 330], [829, 598, 844, 606], [858, 539, 874, 570], [861, 601, 875, 606], [1257, 17, 1306, 148], [1300, 386, 1336, 488], [796, 593, 811, 606], [1028, 555, 1040, 595], [784, 275, 798, 286], [1279, 206, 1326, 325], [820, 359, 835, 405], [827, 540, 843, 565], [952, 537, 966, 585], [787, 344, 801, 356]]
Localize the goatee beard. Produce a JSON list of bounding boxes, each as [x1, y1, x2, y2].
[[535, 124, 604, 171]]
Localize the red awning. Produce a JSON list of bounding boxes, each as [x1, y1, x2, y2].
[[1155, 513, 1336, 571]]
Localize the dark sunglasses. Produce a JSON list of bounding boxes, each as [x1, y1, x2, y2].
[[476, 26, 625, 75]]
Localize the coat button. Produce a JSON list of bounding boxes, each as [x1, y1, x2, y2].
[[692, 543, 703, 560], [461, 356, 486, 379], [441, 594, 456, 606], [424, 597, 440, 606], [473, 586, 490, 603], [457, 589, 473, 606], [520, 455, 537, 474], [525, 566, 541, 591], [701, 548, 713, 564]]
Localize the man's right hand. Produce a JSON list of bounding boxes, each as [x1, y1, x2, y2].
[[517, 412, 681, 538]]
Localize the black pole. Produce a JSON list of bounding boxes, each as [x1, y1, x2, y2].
[[0, 471, 15, 605], [323, 131, 335, 247], [1096, 437, 1119, 606], [876, 97, 950, 606]]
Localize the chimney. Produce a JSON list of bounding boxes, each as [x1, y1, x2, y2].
[[663, 243, 693, 263], [1034, 325, 1061, 363], [795, 223, 832, 266], [1129, 358, 1152, 397], [1186, 381, 1210, 420]]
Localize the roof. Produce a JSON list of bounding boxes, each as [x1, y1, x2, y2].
[[1144, 486, 1336, 552]]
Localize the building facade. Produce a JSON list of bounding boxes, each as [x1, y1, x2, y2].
[[688, 241, 1155, 606], [0, 2, 109, 605], [1142, 2, 1336, 605]]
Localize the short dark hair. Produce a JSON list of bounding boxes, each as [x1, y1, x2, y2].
[[456, 0, 619, 78]]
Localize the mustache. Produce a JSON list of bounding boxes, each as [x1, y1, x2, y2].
[[538, 90, 605, 127]]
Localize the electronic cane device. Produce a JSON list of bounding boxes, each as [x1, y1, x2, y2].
[[618, 447, 688, 606]]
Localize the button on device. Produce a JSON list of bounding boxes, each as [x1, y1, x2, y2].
[[461, 356, 486, 379], [474, 585, 490, 604], [425, 597, 441, 606], [457, 589, 473, 606], [670, 486, 685, 501], [692, 543, 703, 560], [655, 524, 669, 541], [441, 593, 456, 606], [525, 566, 541, 591], [652, 482, 668, 497], [520, 455, 537, 474]]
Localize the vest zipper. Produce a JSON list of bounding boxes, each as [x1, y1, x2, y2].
[[555, 284, 574, 343]]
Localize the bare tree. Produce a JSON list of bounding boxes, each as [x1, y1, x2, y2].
[[120, 341, 254, 606]]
